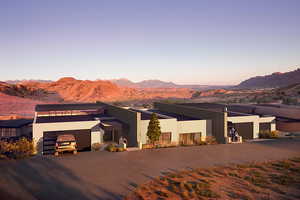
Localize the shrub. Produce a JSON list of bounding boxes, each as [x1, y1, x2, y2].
[[147, 113, 162, 144], [142, 143, 154, 149], [105, 144, 126, 152], [259, 130, 279, 139], [106, 144, 117, 152], [116, 147, 126, 152], [0, 137, 35, 159], [205, 136, 218, 145], [91, 143, 102, 151]]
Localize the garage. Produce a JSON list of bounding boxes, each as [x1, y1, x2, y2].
[[43, 129, 91, 154]]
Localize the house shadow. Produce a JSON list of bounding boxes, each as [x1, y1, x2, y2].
[[0, 157, 123, 200]]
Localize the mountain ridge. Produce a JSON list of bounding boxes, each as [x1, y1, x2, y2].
[[110, 78, 230, 90], [237, 68, 300, 89]]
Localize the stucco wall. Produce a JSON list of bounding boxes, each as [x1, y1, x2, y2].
[[33, 120, 100, 153], [140, 119, 210, 144], [91, 125, 104, 145], [154, 103, 227, 143], [140, 118, 178, 144], [177, 120, 209, 136]]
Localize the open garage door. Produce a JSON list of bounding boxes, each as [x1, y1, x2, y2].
[[43, 129, 91, 155]]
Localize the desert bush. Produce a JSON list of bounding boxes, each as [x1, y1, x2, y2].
[[143, 142, 177, 149], [91, 143, 102, 151], [106, 144, 126, 152], [116, 147, 126, 152], [259, 130, 279, 139], [205, 136, 218, 144], [0, 137, 35, 159], [106, 144, 117, 152]]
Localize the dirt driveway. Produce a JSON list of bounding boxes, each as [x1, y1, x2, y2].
[[0, 138, 300, 200]]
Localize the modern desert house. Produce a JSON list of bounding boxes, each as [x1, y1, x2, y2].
[[33, 102, 276, 154]]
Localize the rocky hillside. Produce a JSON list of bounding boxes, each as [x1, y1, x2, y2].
[[0, 92, 45, 117], [275, 83, 300, 96], [237, 68, 300, 89]]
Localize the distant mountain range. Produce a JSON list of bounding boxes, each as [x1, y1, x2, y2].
[[237, 68, 300, 89], [5, 79, 53, 84], [110, 78, 230, 90]]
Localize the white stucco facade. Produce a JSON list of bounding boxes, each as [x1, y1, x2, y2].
[[139, 118, 211, 145]]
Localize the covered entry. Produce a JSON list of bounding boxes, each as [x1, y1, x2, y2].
[[43, 129, 91, 154], [228, 121, 254, 139], [100, 120, 123, 143]]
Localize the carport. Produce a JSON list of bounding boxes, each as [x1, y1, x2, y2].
[[43, 129, 91, 154], [100, 120, 123, 143]]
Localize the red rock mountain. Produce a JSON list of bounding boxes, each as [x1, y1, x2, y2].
[[0, 77, 194, 117]]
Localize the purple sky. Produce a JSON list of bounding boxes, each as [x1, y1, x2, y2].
[[1, 0, 299, 84]]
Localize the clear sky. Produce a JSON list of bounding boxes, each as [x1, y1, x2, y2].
[[1, 0, 299, 85]]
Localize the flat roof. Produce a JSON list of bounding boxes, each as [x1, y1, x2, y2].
[[129, 108, 172, 120], [35, 103, 105, 112], [35, 114, 111, 124], [178, 103, 253, 117], [149, 109, 201, 121], [0, 119, 33, 128]]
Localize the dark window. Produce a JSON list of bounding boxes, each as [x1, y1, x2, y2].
[[0, 128, 17, 138], [179, 133, 201, 145]]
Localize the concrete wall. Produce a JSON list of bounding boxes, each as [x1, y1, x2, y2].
[[33, 120, 100, 154], [102, 103, 141, 147], [154, 103, 227, 143]]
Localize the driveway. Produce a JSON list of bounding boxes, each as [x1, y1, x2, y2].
[[0, 138, 300, 200]]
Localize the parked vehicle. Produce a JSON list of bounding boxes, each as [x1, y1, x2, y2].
[[55, 134, 77, 156]]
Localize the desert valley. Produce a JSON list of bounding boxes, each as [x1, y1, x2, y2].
[[1, 68, 300, 119]]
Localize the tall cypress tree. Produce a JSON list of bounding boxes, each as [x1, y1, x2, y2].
[[147, 113, 162, 144]]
